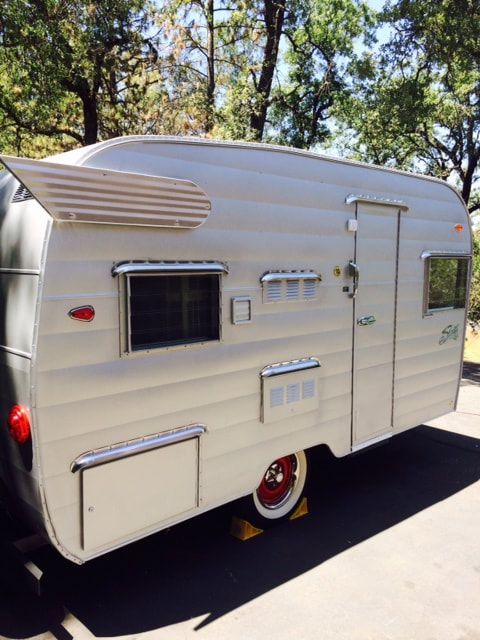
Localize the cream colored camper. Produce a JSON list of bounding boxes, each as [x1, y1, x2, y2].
[[0, 137, 472, 563]]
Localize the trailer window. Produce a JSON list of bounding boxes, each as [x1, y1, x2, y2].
[[127, 273, 221, 351], [424, 256, 469, 314]]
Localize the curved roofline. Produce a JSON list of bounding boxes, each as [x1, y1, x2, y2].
[[68, 134, 454, 187], [46, 135, 470, 229]]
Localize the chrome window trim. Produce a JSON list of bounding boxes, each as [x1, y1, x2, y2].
[[261, 357, 321, 378], [345, 194, 409, 210], [126, 271, 133, 353], [112, 261, 228, 277], [71, 424, 206, 473], [125, 272, 223, 353], [115, 261, 226, 354], [420, 250, 472, 260], [422, 252, 471, 317], [260, 271, 321, 283]]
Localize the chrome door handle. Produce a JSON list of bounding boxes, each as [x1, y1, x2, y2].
[[348, 260, 359, 298], [357, 315, 376, 326]]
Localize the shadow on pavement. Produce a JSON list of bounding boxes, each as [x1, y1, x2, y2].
[[1, 424, 479, 639], [462, 361, 480, 385]]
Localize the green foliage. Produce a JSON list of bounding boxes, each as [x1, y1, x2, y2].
[[0, 0, 163, 153], [470, 230, 480, 329], [269, 0, 374, 148], [0, 0, 478, 221], [428, 258, 468, 312], [334, 0, 480, 212]]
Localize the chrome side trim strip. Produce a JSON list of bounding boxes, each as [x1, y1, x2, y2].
[[71, 424, 206, 473], [420, 250, 472, 260], [346, 194, 409, 210], [351, 432, 392, 453], [0, 344, 32, 359], [0, 267, 40, 275], [112, 261, 229, 277], [260, 271, 321, 283], [261, 357, 321, 378]]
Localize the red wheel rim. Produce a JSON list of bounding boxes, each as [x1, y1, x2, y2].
[[256, 455, 296, 508]]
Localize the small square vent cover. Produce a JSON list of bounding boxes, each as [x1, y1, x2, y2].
[[231, 296, 252, 324]]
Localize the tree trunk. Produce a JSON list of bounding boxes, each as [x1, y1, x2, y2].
[[250, 0, 286, 141], [462, 152, 479, 207], [81, 93, 99, 145], [205, 0, 215, 134]]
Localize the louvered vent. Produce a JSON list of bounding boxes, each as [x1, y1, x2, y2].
[[266, 280, 283, 303], [287, 383, 301, 404], [12, 184, 33, 203], [261, 358, 320, 423], [286, 279, 300, 300], [303, 279, 317, 300], [270, 387, 284, 408], [267, 379, 316, 409], [231, 296, 252, 324], [302, 379, 315, 399], [262, 271, 320, 303]]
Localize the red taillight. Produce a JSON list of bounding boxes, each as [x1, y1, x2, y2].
[[68, 305, 95, 322], [8, 405, 31, 444]]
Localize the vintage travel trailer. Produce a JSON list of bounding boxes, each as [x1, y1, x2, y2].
[[0, 136, 472, 563]]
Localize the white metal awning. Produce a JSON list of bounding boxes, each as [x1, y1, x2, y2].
[[0, 155, 211, 229]]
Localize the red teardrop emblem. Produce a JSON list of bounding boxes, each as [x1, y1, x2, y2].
[[68, 305, 95, 322]]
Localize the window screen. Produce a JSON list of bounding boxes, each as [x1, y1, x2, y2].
[[128, 273, 220, 351], [425, 257, 469, 313]]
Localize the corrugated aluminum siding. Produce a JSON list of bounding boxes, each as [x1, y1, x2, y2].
[[31, 141, 470, 561]]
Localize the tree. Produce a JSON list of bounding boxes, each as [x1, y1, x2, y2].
[[215, 0, 373, 146], [470, 229, 480, 329], [0, 0, 373, 154], [269, 0, 373, 148], [335, 0, 480, 213], [0, 0, 155, 152]]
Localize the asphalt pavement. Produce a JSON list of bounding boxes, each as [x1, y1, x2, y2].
[[0, 364, 479, 640]]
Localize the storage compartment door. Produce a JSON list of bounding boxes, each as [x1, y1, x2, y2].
[[82, 439, 198, 551]]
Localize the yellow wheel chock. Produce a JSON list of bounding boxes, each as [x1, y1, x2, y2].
[[230, 497, 309, 540]]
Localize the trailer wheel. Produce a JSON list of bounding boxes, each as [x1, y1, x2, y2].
[[250, 450, 308, 524]]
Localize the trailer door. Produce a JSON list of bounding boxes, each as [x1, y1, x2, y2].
[[349, 198, 405, 450]]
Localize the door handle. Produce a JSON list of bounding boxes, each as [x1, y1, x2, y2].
[[348, 260, 359, 298], [357, 315, 376, 326]]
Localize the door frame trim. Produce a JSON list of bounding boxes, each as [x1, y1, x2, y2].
[[351, 431, 392, 453], [347, 198, 405, 448]]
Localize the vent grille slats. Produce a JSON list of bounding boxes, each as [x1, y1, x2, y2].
[[286, 279, 300, 300], [231, 297, 252, 324], [287, 383, 301, 404], [270, 387, 284, 408], [302, 379, 315, 399], [263, 272, 320, 303], [12, 184, 34, 203], [266, 378, 317, 412], [303, 279, 317, 299], [266, 280, 283, 302]]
